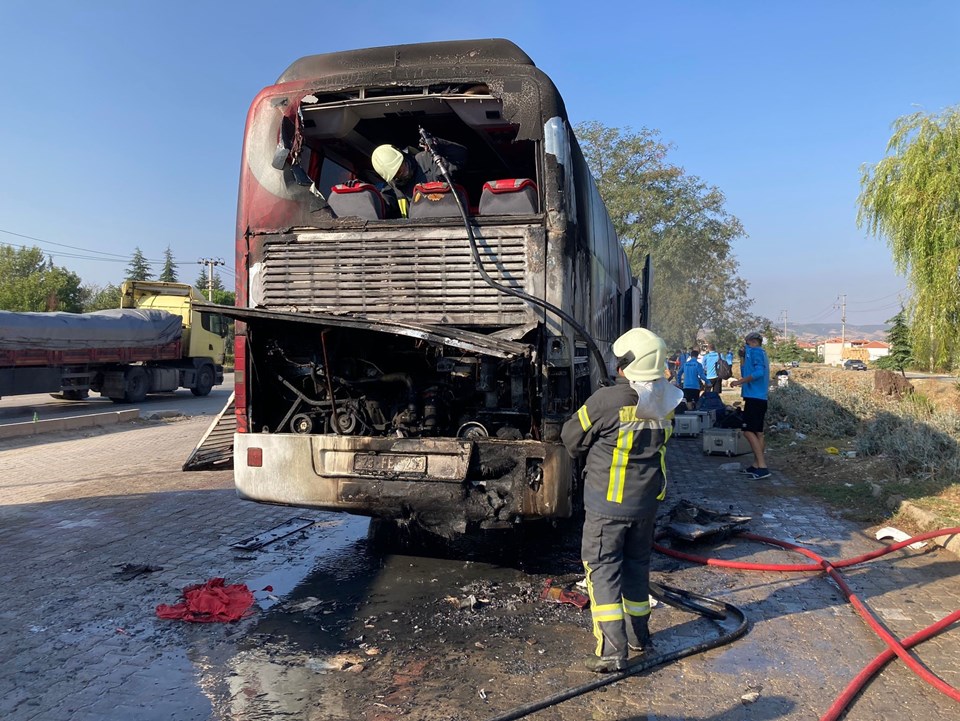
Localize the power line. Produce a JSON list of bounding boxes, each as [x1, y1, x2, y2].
[[845, 288, 909, 305], [795, 302, 838, 324], [0, 228, 229, 269], [0, 227, 160, 261]]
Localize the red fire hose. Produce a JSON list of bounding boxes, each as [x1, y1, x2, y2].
[[654, 527, 960, 720]]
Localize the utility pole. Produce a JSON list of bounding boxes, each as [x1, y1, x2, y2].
[[197, 258, 225, 302], [779, 309, 788, 340], [834, 294, 847, 345]]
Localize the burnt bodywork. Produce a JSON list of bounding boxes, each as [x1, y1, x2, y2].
[[228, 40, 638, 534]]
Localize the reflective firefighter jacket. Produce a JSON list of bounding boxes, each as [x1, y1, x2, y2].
[[561, 378, 671, 521]]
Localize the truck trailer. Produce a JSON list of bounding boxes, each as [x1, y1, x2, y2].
[[0, 281, 227, 403]]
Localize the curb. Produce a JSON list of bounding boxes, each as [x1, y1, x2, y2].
[[898, 500, 960, 558], [0, 409, 140, 440]]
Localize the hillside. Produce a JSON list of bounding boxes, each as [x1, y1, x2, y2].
[[786, 323, 889, 342]]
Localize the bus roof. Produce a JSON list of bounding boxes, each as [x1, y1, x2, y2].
[[277, 39, 535, 84]]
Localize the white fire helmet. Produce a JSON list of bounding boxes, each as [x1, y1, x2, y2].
[[612, 328, 668, 382], [372, 145, 405, 182]]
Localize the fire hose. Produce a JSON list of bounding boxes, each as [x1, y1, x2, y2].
[[655, 527, 960, 720], [483, 581, 749, 721], [484, 527, 958, 721]]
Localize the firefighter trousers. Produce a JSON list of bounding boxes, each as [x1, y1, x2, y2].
[[581, 508, 657, 659]]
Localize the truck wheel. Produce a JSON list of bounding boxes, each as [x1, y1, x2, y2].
[[191, 365, 215, 397], [123, 367, 149, 404]]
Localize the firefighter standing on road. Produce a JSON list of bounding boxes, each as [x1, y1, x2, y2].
[[562, 328, 681, 672]]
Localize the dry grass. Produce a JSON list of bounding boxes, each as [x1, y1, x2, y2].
[[765, 365, 960, 529]]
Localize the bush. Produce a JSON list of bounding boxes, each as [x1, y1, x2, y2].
[[768, 383, 859, 436], [767, 369, 882, 436], [856, 412, 960, 479], [900, 392, 935, 417]]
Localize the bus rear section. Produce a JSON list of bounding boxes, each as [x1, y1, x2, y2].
[[229, 40, 638, 536]]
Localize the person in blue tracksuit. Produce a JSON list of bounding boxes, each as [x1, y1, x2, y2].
[[700, 343, 722, 393], [677, 349, 707, 406], [731, 331, 771, 478]]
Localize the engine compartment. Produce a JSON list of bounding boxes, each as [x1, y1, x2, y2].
[[247, 321, 539, 442]]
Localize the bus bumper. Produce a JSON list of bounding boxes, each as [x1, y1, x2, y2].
[[233, 432, 573, 533]]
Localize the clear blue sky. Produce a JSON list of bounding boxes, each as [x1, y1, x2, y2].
[[2, 1, 955, 326]]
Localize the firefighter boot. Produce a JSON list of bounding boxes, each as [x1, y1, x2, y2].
[[583, 655, 627, 673]]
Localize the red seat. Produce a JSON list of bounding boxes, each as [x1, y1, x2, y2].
[[479, 178, 538, 215], [328, 182, 386, 220], [408, 181, 468, 218]]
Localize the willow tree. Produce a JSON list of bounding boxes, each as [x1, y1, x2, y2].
[[857, 107, 960, 370], [576, 122, 757, 350]]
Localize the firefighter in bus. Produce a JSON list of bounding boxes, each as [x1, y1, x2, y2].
[[371, 136, 467, 217]]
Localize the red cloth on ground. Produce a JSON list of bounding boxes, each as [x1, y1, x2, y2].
[[156, 578, 255, 623]]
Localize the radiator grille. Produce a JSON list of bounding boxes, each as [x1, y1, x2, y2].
[[260, 225, 541, 325]]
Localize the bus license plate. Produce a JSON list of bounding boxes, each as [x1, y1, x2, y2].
[[353, 453, 427, 474]]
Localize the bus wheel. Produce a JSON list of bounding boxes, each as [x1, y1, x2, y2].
[[191, 365, 215, 397]]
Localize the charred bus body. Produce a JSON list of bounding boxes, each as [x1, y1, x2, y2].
[[228, 40, 647, 535]]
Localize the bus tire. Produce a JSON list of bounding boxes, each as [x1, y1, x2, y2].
[[191, 365, 215, 397]]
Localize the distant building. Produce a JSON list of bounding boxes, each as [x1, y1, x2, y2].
[[821, 338, 890, 366], [861, 341, 891, 363]]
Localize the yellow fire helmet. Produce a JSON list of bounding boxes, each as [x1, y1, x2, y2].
[[612, 327, 668, 382], [371, 145, 405, 182]]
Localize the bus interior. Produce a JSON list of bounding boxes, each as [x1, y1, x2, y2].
[[289, 84, 541, 215]]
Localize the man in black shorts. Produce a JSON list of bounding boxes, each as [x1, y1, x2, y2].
[[730, 331, 770, 479]]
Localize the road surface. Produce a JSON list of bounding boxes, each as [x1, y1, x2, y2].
[[0, 409, 957, 720]]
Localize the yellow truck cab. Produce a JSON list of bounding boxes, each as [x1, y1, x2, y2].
[[121, 281, 228, 365]]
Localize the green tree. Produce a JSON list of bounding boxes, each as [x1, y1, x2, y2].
[[576, 122, 754, 349], [210, 289, 235, 306], [768, 335, 802, 363], [158, 246, 179, 282], [0, 245, 83, 311], [857, 106, 960, 370], [875, 307, 913, 376], [79, 283, 122, 312], [126, 247, 153, 281]]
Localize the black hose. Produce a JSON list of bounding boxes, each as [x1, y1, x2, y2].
[[418, 128, 611, 385], [482, 582, 749, 721]]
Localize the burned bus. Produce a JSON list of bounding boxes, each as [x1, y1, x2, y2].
[[224, 39, 647, 536]]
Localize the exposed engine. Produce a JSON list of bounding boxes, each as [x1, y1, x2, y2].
[[249, 323, 536, 441]]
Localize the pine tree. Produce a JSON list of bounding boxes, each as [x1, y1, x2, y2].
[[876, 308, 913, 377], [158, 246, 178, 282], [126, 247, 153, 281]]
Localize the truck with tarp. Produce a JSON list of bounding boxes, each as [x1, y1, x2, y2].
[[0, 281, 227, 403]]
